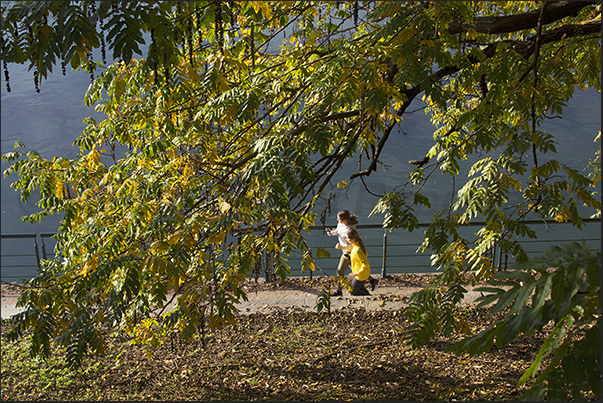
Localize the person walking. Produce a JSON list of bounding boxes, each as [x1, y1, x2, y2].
[[345, 228, 371, 296], [326, 210, 358, 296]]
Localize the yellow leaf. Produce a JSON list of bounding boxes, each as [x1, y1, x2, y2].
[[82, 256, 97, 277], [207, 231, 226, 245], [88, 148, 100, 170], [150, 240, 170, 255], [259, 2, 273, 19], [182, 163, 194, 179], [54, 180, 65, 199], [219, 200, 231, 213], [337, 180, 348, 189], [147, 256, 167, 274], [250, 1, 261, 13], [168, 229, 194, 247]]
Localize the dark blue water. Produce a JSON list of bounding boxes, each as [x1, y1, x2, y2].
[[1, 59, 600, 281]]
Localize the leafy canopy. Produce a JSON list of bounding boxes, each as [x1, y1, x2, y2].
[[1, 1, 600, 399]]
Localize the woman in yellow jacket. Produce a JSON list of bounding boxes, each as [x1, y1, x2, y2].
[[345, 228, 371, 296]]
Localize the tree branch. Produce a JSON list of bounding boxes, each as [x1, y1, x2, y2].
[[448, 1, 596, 35], [349, 86, 422, 180], [531, 2, 549, 187], [348, 14, 600, 181]]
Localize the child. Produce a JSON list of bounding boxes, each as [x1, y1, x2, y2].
[[345, 228, 371, 296], [326, 210, 358, 296]]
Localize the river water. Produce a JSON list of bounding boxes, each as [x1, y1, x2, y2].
[[1, 56, 600, 282]]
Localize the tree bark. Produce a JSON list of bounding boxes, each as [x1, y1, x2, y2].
[[448, 1, 597, 35]]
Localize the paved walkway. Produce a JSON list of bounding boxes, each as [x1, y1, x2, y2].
[[2, 285, 485, 319], [235, 285, 484, 315]]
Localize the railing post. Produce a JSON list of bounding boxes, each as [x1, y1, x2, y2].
[[34, 235, 41, 269], [41, 235, 47, 260], [381, 230, 387, 278]]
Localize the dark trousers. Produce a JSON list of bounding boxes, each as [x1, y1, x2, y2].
[[351, 278, 370, 296]]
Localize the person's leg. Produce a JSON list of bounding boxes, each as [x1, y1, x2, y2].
[[333, 253, 350, 294], [368, 276, 379, 291], [351, 278, 370, 296]]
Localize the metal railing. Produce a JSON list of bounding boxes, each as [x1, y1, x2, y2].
[[1, 219, 600, 283], [1, 232, 56, 283], [296, 218, 601, 279]]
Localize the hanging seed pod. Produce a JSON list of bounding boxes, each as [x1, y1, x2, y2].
[[176, 3, 184, 52], [88, 52, 94, 82], [173, 3, 182, 47], [0, 25, 9, 92], [61, 60, 66, 76], [196, 5, 202, 48], [151, 28, 158, 86], [100, 13, 107, 64], [164, 62, 171, 87], [175, 2, 182, 26], [249, 27, 254, 67], [3, 61, 11, 93], [228, 0, 235, 47], [187, 17, 193, 65], [27, 26, 38, 91], [34, 70, 40, 93], [353, 1, 358, 27], [88, 2, 97, 78], [215, 1, 223, 53]]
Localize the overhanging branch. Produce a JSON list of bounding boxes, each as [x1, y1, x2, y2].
[[448, 1, 596, 35], [348, 15, 600, 181]]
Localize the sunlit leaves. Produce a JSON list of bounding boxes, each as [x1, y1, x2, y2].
[[0, 6, 600, 396], [402, 282, 468, 348], [369, 191, 420, 232]]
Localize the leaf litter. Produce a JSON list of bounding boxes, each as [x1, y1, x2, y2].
[[1, 273, 551, 401]]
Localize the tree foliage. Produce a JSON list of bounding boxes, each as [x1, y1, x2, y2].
[[1, 1, 601, 398], [449, 241, 601, 400]]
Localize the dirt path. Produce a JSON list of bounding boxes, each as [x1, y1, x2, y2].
[[1, 273, 486, 319]]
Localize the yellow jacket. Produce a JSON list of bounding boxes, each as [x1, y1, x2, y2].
[[350, 244, 370, 281]]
